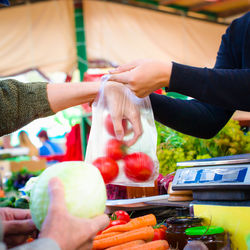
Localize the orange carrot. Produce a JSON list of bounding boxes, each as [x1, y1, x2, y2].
[[93, 226, 154, 249], [106, 240, 145, 250], [102, 214, 157, 234], [94, 232, 121, 240], [129, 240, 169, 250]]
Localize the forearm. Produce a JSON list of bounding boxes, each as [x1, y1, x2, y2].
[[150, 93, 234, 139], [47, 82, 100, 113], [169, 63, 250, 111]]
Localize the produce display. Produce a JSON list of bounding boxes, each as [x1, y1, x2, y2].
[[157, 120, 250, 175], [85, 77, 159, 187], [0, 196, 29, 209], [93, 213, 169, 249], [30, 161, 107, 230], [4, 167, 42, 193]]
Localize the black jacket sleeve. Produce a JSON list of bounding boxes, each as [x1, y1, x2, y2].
[[168, 63, 250, 112], [150, 93, 233, 139]]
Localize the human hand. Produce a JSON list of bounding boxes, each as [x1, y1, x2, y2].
[[109, 59, 172, 98], [0, 207, 37, 248], [104, 81, 142, 146], [39, 178, 109, 250]]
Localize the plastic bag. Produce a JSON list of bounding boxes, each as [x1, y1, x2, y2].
[[85, 75, 159, 187]]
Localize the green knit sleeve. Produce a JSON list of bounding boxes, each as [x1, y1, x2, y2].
[[0, 79, 55, 136]]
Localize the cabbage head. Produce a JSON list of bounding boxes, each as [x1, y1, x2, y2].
[[30, 161, 107, 230]]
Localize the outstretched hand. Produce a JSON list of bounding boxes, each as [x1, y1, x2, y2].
[[109, 59, 172, 98], [39, 178, 109, 250], [104, 81, 142, 146]]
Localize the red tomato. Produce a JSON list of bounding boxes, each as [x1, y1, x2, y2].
[[93, 157, 119, 184], [106, 139, 126, 160], [112, 210, 130, 223], [124, 152, 154, 182], [110, 220, 127, 227], [105, 114, 127, 137], [153, 228, 166, 241]]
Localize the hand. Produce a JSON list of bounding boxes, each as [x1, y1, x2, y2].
[[109, 59, 172, 98], [104, 81, 142, 146], [39, 178, 109, 250], [0, 207, 37, 248]]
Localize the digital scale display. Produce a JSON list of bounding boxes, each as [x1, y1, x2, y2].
[[176, 167, 248, 185], [172, 157, 250, 199]]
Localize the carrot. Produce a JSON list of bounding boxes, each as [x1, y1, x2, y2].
[[102, 214, 157, 234], [106, 240, 145, 250], [93, 226, 154, 249], [94, 232, 121, 240], [129, 240, 169, 250]]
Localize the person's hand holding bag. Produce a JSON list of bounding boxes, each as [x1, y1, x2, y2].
[[104, 80, 142, 146], [109, 59, 172, 98]]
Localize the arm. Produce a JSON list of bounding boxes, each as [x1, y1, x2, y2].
[[168, 63, 250, 112], [150, 93, 233, 139], [0, 80, 100, 137]]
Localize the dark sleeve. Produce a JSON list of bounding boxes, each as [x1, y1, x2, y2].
[[168, 63, 250, 111], [168, 16, 250, 111], [150, 93, 233, 139], [0, 79, 54, 136]]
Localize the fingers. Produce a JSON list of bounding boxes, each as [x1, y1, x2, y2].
[[112, 116, 125, 140], [3, 219, 36, 235], [125, 116, 143, 147], [5, 208, 32, 220], [89, 214, 110, 235], [109, 62, 137, 74], [108, 71, 131, 84], [48, 178, 66, 213]]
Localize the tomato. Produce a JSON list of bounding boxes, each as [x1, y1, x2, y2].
[[153, 228, 166, 241], [112, 210, 130, 223], [105, 114, 127, 137], [93, 157, 119, 184], [106, 139, 126, 160], [110, 219, 127, 226], [124, 152, 154, 182]]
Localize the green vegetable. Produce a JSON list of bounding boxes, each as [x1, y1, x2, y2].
[[9, 196, 16, 203], [30, 161, 107, 230], [0, 200, 13, 207], [15, 198, 29, 209], [156, 120, 250, 175]]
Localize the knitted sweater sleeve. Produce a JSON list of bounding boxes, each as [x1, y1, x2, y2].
[[0, 79, 54, 136]]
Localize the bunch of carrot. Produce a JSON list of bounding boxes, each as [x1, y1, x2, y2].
[[93, 214, 169, 249]]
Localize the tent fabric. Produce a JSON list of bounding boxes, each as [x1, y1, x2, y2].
[[0, 0, 76, 76], [84, 0, 227, 68]]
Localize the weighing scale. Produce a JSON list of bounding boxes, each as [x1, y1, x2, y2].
[[172, 154, 250, 249]]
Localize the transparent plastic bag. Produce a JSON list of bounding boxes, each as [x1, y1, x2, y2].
[[85, 75, 159, 187]]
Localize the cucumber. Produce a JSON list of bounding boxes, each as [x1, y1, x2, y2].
[[15, 198, 29, 209]]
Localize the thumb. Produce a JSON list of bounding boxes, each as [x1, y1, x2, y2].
[[109, 62, 136, 74], [48, 178, 66, 212]]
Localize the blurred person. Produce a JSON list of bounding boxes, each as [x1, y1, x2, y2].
[[37, 130, 63, 157], [18, 131, 38, 157], [109, 12, 250, 139]]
